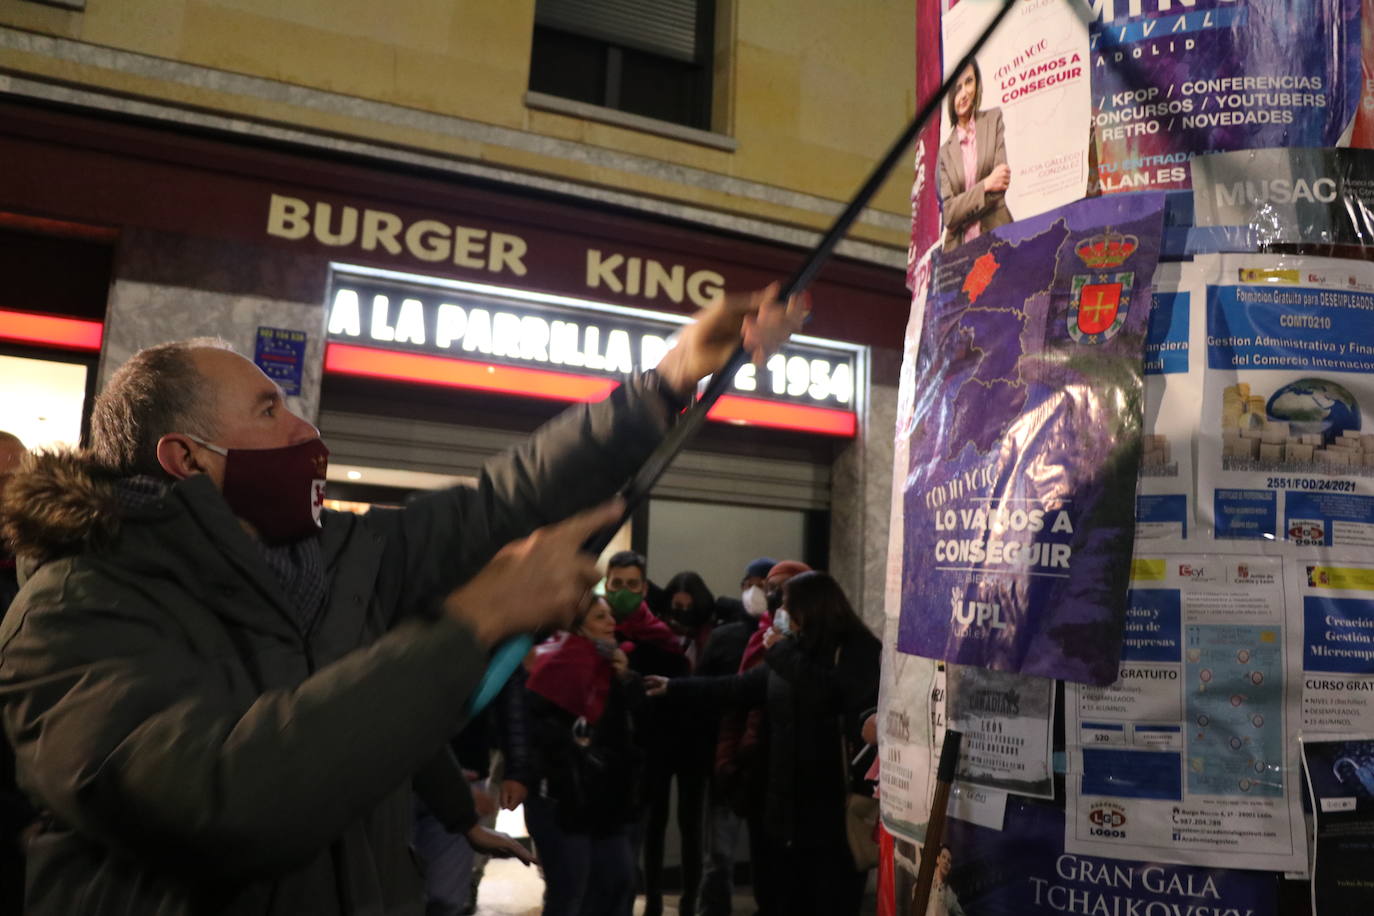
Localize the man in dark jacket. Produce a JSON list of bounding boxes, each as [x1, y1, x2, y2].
[[0, 285, 805, 916], [0, 430, 30, 916]]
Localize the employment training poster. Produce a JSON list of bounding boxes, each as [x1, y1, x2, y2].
[[895, 796, 1279, 916], [898, 192, 1165, 686], [1298, 560, 1374, 735], [1195, 253, 1374, 543], [1064, 553, 1307, 873]]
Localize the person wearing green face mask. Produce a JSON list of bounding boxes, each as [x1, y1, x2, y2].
[[601, 550, 687, 916], [602, 550, 681, 654]]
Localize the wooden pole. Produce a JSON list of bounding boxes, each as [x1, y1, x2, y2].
[[911, 729, 963, 915]]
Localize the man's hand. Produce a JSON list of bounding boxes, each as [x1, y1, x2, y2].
[[762, 627, 787, 650], [470, 783, 497, 820], [500, 779, 528, 811], [443, 500, 624, 646], [983, 163, 1011, 194], [466, 825, 538, 866], [644, 675, 670, 697], [862, 713, 878, 747], [654, 282, 808, 398]]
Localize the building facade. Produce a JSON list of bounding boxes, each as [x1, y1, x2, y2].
[[0, 0, 915, 626]]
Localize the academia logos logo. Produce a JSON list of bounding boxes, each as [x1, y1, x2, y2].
[[1088, 803, 1128, 838]]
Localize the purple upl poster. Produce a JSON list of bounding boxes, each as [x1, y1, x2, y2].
[[897, 193, 1165, 685]]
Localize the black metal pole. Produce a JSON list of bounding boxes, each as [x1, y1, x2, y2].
[[469, 1, 1018, 715], [590, 0, 1019, 550]]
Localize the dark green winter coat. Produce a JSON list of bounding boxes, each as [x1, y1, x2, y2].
[[0, 378, 672, 915]]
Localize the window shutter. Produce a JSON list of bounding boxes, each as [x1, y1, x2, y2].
[[535, 0, 702, 62]]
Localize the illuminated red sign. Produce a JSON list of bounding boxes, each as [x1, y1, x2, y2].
[[0, 308, 103, 351]]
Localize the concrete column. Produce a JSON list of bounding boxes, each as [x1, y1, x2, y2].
[[98, 229, 328, 422], [829, 380, 898, 634]]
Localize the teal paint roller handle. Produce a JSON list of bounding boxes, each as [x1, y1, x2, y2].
[[463, 0, 1016, 717], [467, 634, 533, 715]]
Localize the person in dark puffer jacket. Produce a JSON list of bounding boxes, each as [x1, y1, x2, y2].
[[649, 572, 880, 916]]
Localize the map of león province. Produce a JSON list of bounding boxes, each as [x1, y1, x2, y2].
[[923, 219, 1070, 462]]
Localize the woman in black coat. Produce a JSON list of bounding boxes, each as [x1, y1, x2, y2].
[[521, 597, 644, 916], [647, 571, 880, 916]]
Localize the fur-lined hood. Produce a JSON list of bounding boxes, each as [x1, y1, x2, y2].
[[1, 448, 125, 567]]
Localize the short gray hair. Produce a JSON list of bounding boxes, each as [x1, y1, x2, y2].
[[91, 338, 234, 477]]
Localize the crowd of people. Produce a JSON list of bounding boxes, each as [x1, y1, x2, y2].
[[404, 548, 882, 916]]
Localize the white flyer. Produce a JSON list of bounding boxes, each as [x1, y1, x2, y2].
[[1064, 552, 1306, 872], [1195, 253, 1374, 545], [877, 617, 944, 843], [946, 664, 1055, 799]]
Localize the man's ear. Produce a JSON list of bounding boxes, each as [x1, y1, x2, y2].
[[155, 433, 208, 480]]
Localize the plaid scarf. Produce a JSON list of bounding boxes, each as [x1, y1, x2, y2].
[[118, 476, 328, 632]]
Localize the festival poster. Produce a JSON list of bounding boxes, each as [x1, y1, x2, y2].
[[1137, 261, 1203, 541], [1064, 552, 1308, 872], [904, 796, 1279, 916], [1193, 253, 1374, 543], [1301, 737, 1374, 914], [1089, 0, 1361, 193], [936, 0, 1091, 252], [1296, 560, 1374, 736], [897, 192, 1166, 686], [946, 665, 1055, 799]]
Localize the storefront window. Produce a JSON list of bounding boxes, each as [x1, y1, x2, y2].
[[0, 353, 89, 449]]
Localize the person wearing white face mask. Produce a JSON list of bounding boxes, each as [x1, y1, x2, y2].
[[739, 558, 773, 620], [689, 556, 773, 916]]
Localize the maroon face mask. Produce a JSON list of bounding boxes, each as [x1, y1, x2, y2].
[[188, 435, 330, 542]]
